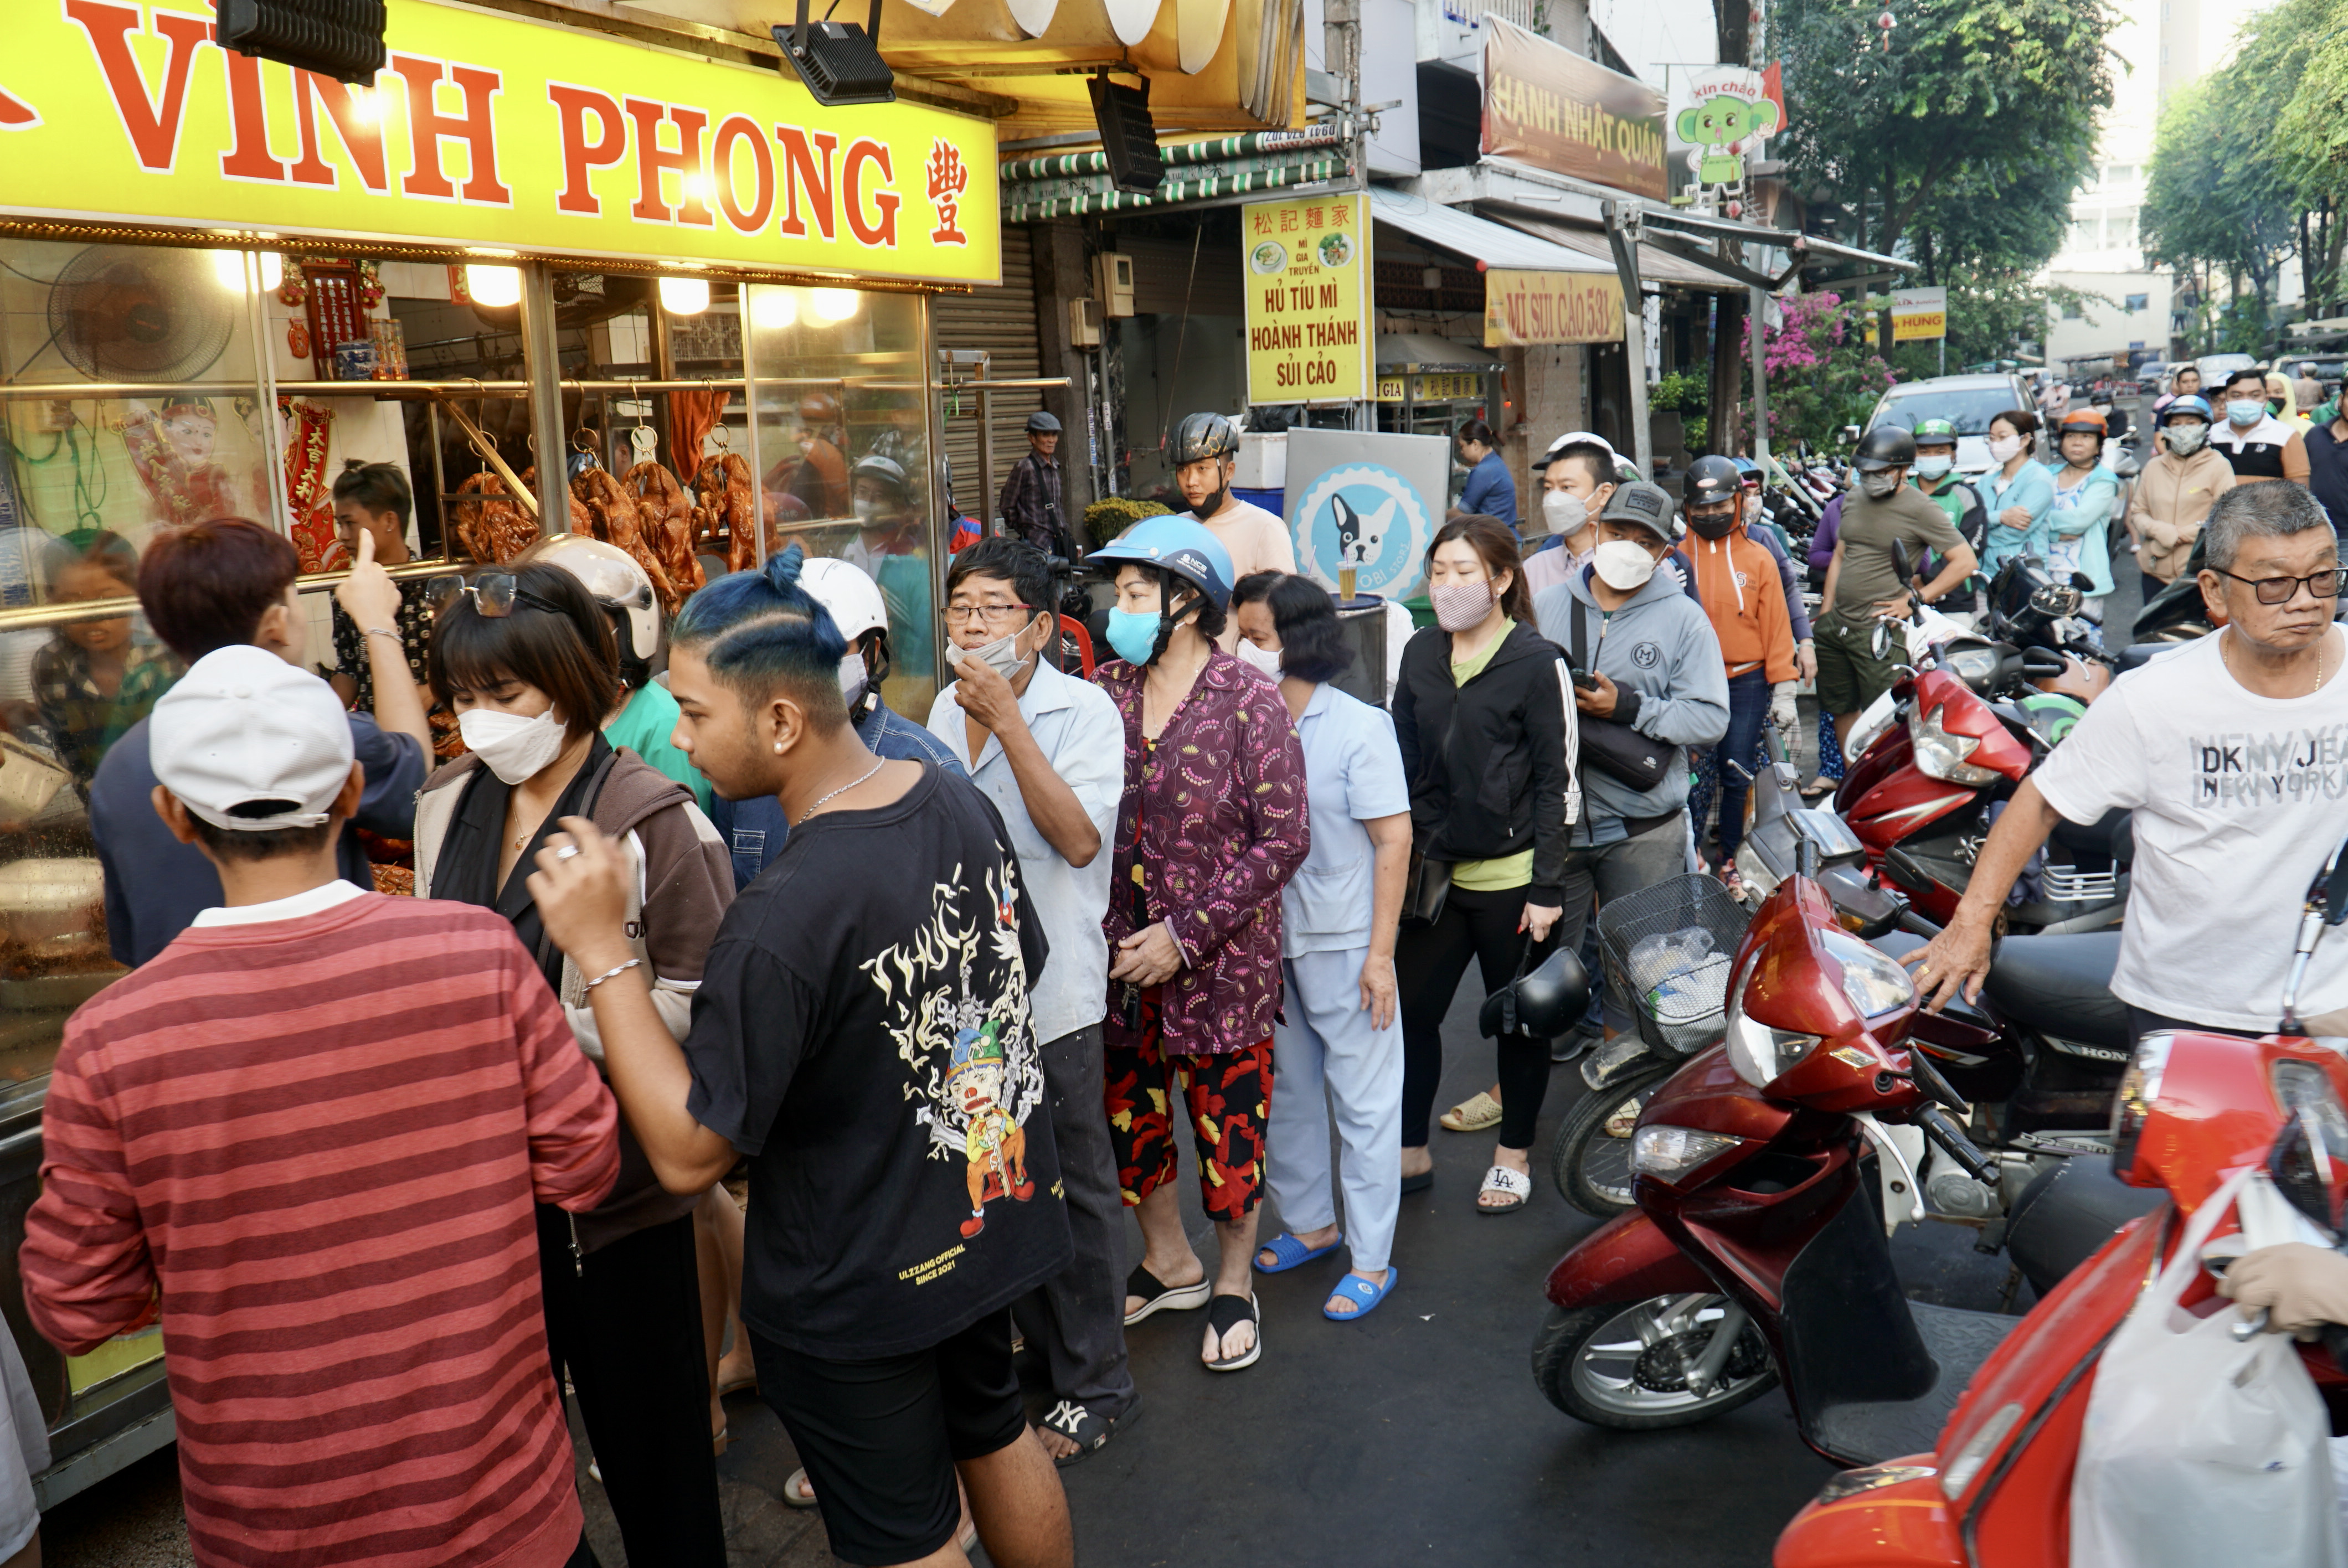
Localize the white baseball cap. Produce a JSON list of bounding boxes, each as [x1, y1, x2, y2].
[[151, 646, 355, 831]]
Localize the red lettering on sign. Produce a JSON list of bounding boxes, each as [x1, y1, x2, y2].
[[842, 138, 897, 246], [624, 96, 713, 227], [774, 125, 837, 239], [712, 114, 774, 234], [289, 71, 387, 191], [389, 54, 511, 204], [547, 83, 625, 216], [65, 0, 210, 174], [217, 45, 286, 182]]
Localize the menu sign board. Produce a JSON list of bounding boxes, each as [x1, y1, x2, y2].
[[1243, 193, 1373, 404], [1483, 267, 1624, 347], [1481, 17, 1667, 200]]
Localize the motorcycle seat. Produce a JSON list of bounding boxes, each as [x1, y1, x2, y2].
[[1983, 932, 2128, 1052]]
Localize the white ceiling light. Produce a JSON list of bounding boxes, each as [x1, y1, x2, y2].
[[660, 276, 711, 316], [750, 288, 800, 330], [210, 250, 247, 292], [465, 264, 523, 308], [810, 287, 861, 322], [259, 252, 284, 292]]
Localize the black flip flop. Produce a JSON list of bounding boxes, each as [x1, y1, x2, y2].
[[1400, 1168, 1434, 1195], [1124, 1264, 1210, 1325], [1040, 1393, 1142, 1468], [1204, 1292, 1261, 1372]]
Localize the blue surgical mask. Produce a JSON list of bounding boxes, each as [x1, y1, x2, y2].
[[1914, 454, 1954, 480], [1104, 608, 1163, 666], [2227, 399, 2266, 427]]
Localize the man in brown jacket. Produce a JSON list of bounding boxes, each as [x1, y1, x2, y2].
[[2129, 395, 2235, 600]]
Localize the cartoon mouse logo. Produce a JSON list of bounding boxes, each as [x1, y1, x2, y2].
[[1677, 74, 1780, 189], [949, 1020, 1033, 1238]]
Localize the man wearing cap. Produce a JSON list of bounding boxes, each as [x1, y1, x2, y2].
[[1816, 427, 1976, 750], [1000, 411, 1070, 557], [1533, 482, 1728, 1038], [23, 646, 621, 1568]]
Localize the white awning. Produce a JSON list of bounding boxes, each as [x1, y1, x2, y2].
[[1367, 187, 1615, 275]]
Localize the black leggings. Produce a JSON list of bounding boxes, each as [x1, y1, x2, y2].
[[1397, 883, 1559, 1151]]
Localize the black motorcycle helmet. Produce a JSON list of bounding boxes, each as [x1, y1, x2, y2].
[[1852, 425, 1918, 472], [1685, 454, 1743, 539], [1478, 948, 1593, 1039], [1171, 411, 1240, 466]]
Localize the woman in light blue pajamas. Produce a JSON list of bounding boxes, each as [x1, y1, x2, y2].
[[1230, 573, 1413, 1322]]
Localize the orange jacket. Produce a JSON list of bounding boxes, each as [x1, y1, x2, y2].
[[1676, 525, 1796, 683]]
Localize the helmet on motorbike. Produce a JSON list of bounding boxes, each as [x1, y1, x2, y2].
[[2014, 690, 2087, 749], [1170, 412, 1240, 468], [799, 555, 890, 644], [1477, 948, 1592, 1039], [1089, 514, 1235, 611], [1685, 455, 1742, 508], [528, 534, 661, 665], [2158, 394, 2213, 425], [1912, 417, 1960, 447], [1853, 424, 1917, 472]]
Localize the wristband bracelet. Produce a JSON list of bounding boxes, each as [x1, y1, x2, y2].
[[364, 626, 402, 642], [581, 958, 641, 993]]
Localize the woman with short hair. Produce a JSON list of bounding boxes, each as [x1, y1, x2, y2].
[[1452, 419, 1518, 529], [1975, 409, 2055, 577], [1232, 572, 1411, 1321]]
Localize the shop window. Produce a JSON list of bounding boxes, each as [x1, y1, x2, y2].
[[2125, 293, 2150, 313], [746, 286, 936, 719]]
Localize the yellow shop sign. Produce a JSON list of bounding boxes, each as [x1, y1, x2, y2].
[[0, 0, 1000, 286]]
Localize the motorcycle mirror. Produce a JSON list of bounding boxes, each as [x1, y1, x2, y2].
[[1818, 864, 1906, 939], [2019, 646, 2068, 678], [1841, 424, 1861, 445], [1872, 620, 1892, 659], [2070, 571, 2097, 592], [1891, 540, 1913, 585]]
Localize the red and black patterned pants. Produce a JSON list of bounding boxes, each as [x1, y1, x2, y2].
[[1103, 985, 1273, 1224]]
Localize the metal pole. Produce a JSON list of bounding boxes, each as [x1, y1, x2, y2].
[[1748, 283, 1770, 466], [976, 358, 996, 534], [1604, 202, 1654, 480], [518, 262, 571, 534]]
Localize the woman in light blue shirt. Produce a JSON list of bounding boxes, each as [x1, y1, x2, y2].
[[1232, 572, 1413, 1322], [2044, 409, 2120, 620], [1974, 409, 2055, 577]]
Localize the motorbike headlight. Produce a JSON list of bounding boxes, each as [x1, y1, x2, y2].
[[2109, 1031, 2176, 1183], [1819, 930, 1918, 1017], [1631, 1125, 1742, 1179], [1726, 983, 1823, 1088], [1944, 643, 2002, 694], [1908, 703, 2002, 785]]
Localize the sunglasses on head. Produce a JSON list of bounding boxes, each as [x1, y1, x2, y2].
[[424, 572, 569, 620]]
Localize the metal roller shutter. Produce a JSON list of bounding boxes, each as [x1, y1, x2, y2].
[[933, 227, 1044, 523], [1125, 235, 1244, 317]]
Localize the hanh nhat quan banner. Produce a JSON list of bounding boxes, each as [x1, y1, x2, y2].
[[0, 0, 1000, 286], [1483, 267, 1624, 347], [1243, 192, 1372, 405], [1480, 17, 1667, 202]]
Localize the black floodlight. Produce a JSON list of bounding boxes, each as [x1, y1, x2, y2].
[[217, 0, 387, 85], [1089, 75, 1164, 194], [774, 0, 894, 109]]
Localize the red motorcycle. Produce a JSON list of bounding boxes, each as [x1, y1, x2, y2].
[[1773, 866, 2348, 1564], [1532, 827, 2154, 1455]]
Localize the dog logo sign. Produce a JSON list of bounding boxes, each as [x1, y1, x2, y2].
[[1295, 464, 1436, 600]]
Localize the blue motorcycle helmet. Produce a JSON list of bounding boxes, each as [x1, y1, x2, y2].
[[1089, 514, 1235, 667]]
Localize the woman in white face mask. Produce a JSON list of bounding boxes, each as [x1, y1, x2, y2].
[[2130, 395, 2236, 599], [409, 563, 738, 1561], [1973, 409, 2055, 577]]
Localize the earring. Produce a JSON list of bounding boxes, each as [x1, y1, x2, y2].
[[773, 741, 783, 752]]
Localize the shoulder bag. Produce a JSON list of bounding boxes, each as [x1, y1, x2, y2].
[[1567, 599, 1674, 791], [1400, 662, 1459, 927]]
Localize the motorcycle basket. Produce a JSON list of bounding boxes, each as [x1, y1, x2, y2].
[[1597, 873, 1752, 1056]]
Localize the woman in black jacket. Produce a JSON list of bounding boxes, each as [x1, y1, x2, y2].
[[1392, 515, 1575, 1214]]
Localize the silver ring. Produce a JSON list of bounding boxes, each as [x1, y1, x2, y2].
[[555, 844, 581, 861]]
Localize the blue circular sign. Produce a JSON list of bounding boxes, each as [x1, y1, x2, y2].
[[1294, 463, 1436, 599]]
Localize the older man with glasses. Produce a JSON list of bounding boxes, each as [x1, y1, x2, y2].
[[1903, 482, 2348, 1043]]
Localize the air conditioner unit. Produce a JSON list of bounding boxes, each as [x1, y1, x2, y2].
[[1093, 252, 1135, 318], [1068, 297, 1103, 348]]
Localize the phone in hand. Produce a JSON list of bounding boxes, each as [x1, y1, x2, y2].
[[1571, 669, 1602, 692]]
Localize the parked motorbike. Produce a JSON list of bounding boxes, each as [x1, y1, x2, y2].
[[1774, 843, 2348, 1566], [1532, 821, 2156, 1453]]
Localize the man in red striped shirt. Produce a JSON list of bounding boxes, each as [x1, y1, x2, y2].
[[21, 646, 620, 1568]]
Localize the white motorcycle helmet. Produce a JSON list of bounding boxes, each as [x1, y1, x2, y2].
[[527, 534, 660, 666], [799, 555, 890, 647]]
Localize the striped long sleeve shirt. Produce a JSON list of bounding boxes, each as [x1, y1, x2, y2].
[[21, 889, 620, 1568]]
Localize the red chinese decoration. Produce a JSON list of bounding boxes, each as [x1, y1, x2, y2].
[[925, 138, 969, 246], [281, 400, 337, 572]]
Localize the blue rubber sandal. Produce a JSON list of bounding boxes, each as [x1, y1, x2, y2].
[[1322, 1267, 1398, 1322], [1254, 1231, 1344, 1273]]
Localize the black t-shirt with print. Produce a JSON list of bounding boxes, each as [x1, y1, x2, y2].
[[330, 576, 433, 712], [683, 760, 1068, 1358]]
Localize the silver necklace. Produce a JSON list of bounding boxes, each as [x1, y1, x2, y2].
[[2222, 626, 2328, 695], [795, 756, 885, 825]]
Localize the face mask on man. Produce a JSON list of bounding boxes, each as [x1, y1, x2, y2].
[[456, 706, 568, 785], [1542, 489, 1588, 538], [838, 651, 869, 709], [2165, 422, 2210, 455], [954, 625, 1031, 682], [1591, 540, 1659, 592], [2228, 399, 2267, 427], [1233, 639, 1283, 678], [1914, 453, 1954, 481], [1987, 435, 2025, 463], [1860, 470, 1903, 500]]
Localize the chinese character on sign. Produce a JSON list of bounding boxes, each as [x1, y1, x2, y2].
[[926, 138, 969, 245], [1328, 203, 1350, 227], [1307, 206, 1325, 229], [1252, 212, 1272, 235], [1280, 209, 1299, 233]]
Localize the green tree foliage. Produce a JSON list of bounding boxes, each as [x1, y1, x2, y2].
[[2142, 82, 2299, 310], [1742, 293, 1898, 451]]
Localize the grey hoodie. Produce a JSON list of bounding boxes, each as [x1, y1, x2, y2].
[[1534, 563, 1730, 838]]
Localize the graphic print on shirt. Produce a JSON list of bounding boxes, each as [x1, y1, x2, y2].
[[2190, 721, 2348, 806], [863, 860, 1046, 1239]]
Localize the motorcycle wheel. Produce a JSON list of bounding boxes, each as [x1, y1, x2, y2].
[[1549, 1060, 1680, 1216], [1531, 1297, 1778, 1429]]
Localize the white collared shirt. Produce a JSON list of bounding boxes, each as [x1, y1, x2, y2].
[[191, 878, 368, 927], [1283, 682, 1410, 957], [926, 658, 1125, 1043]]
